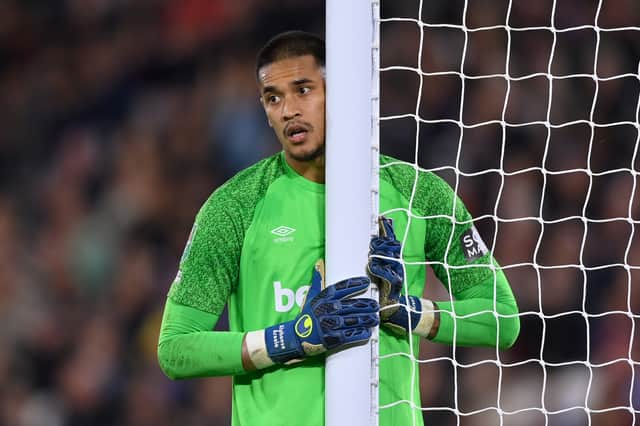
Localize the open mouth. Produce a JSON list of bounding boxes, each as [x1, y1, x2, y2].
[[285, 123, 310, 143]]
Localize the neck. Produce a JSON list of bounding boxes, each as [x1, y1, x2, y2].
[[285, 153, 325, 183]]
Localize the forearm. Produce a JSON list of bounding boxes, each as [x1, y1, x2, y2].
[[157, 298, 247, 379], [157, 299, 286, 377], [430, 270, 520, 349], [431, 298, 519, 349]]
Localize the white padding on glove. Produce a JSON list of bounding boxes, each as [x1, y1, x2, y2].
[[414, 299, 435, 338]]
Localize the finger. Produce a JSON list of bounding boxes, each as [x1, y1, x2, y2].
[[333, 298, 379, 315], [340, 327, 373, 346], [314, 259, 326, 290], [306, 259, 326, 303], [369, 238, 401, 258], [367, 258, 402, 283], [311, 298, 378, 318], [378, 216, 396, 239], [322, 327, 373, 350], [341, 313, 380, 329], [319, 313, 379, 331], [324, 276, 370, 300]]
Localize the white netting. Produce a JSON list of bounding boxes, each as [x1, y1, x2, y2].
[[377, 0, 640, 424]]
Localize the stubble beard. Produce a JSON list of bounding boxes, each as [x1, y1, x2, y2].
[[289, 143, 325, 163]]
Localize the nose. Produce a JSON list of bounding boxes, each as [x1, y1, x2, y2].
[[282, 96, 301, 121]]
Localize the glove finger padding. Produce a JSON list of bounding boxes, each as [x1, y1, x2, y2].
[[369, 237, 401, 258], [318, 276, 370, 301], [320, 313, 379, 330], [327, 298, 379, 315], [312, 281, 379, 329], [368, 258, 402, 301], [322, 326, 373, 350], [368, 258, 403, 282], [311, 299, 377, 318], [368, 217, 404, 320], [307, 275, 378, 355]]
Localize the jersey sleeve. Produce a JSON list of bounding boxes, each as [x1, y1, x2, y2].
[[167, 193, 243, 316], [417, 171, 520, 347], [157, 298, 246, 378], [418, 171, 496, 296], [432, 269, 520, 349]]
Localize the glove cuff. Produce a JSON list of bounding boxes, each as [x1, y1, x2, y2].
[[264, 320, 304, 364], [245, 330, 276, 370], [386, 296, 436, 338]]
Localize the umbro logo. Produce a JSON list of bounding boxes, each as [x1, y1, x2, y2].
[[271, 226, 296, 237], [271, 226, 296, 243]]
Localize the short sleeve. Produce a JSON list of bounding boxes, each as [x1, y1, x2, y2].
[[168, 195, 243, 315]]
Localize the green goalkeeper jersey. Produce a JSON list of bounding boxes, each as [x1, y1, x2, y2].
[[162, 151, 519, 426]]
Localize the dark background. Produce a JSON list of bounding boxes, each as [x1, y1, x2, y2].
[[1, 0, 638, 425]]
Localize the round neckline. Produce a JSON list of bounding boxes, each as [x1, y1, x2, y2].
[[280, 151, 325, 193]]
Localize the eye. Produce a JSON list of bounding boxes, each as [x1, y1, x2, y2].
[[266, 94, 280, 105], [299, 86, 311, 95]]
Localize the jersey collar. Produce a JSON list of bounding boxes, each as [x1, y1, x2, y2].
[[280, 151, 325, 194]]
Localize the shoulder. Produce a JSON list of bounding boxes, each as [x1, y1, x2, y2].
[[197, 153, 286, 225], [207, 153, 285, 208], [379, 155, 453, 201], [379, 154, 470, 220]]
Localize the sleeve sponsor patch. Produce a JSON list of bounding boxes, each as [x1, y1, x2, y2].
[[459, 226, 489, 262]]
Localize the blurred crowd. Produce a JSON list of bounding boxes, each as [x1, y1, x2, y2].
[[1, 0, 638, 425]]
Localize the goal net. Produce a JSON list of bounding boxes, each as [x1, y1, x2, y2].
[[377, 0, 640, 425]]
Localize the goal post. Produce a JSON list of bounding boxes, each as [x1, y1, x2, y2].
[[325, 1, 380, 426]]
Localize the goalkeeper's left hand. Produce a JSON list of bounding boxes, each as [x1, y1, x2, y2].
[[367, 216, 404, 321], [368, 216, 439, 338]]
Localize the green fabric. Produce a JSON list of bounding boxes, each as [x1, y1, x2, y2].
[[167, 153, 286, 315], [160, 151, 520, 426], [379, 156, 496, 293], [432, 268, 520, 349], [157, 298, 245, 377]]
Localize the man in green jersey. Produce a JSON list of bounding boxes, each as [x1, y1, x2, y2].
[[157, 31, 520, 425]]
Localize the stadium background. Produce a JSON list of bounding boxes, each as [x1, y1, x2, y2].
[[1, 1, 638, 425]]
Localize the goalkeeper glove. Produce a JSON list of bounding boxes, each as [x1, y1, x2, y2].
[[367, 216, 404, 321], [246, 260, 379, 368], [368, 216, 438, 338]]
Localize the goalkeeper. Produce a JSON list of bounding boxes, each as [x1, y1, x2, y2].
[[157, 31, 520, 426]]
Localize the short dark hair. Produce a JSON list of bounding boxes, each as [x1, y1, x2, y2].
[[256, 31, 325, 80]]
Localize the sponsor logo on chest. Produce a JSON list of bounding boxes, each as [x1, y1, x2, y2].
[[273, 281, 310, 312]]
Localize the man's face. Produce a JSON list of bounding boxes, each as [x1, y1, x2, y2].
[[258, 55, 325, 163]]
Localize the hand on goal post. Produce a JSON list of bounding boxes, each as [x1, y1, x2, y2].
[[263, 260, 380, 364], [368, 217, 438, 338]]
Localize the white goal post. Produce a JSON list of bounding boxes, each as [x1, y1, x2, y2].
[[325, 1, 380, 426]]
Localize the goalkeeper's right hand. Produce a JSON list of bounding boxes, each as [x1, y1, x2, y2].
[[243, 260, 379, 369]]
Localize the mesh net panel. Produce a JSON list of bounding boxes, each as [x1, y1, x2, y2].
[[378, 0, 640, 424]]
